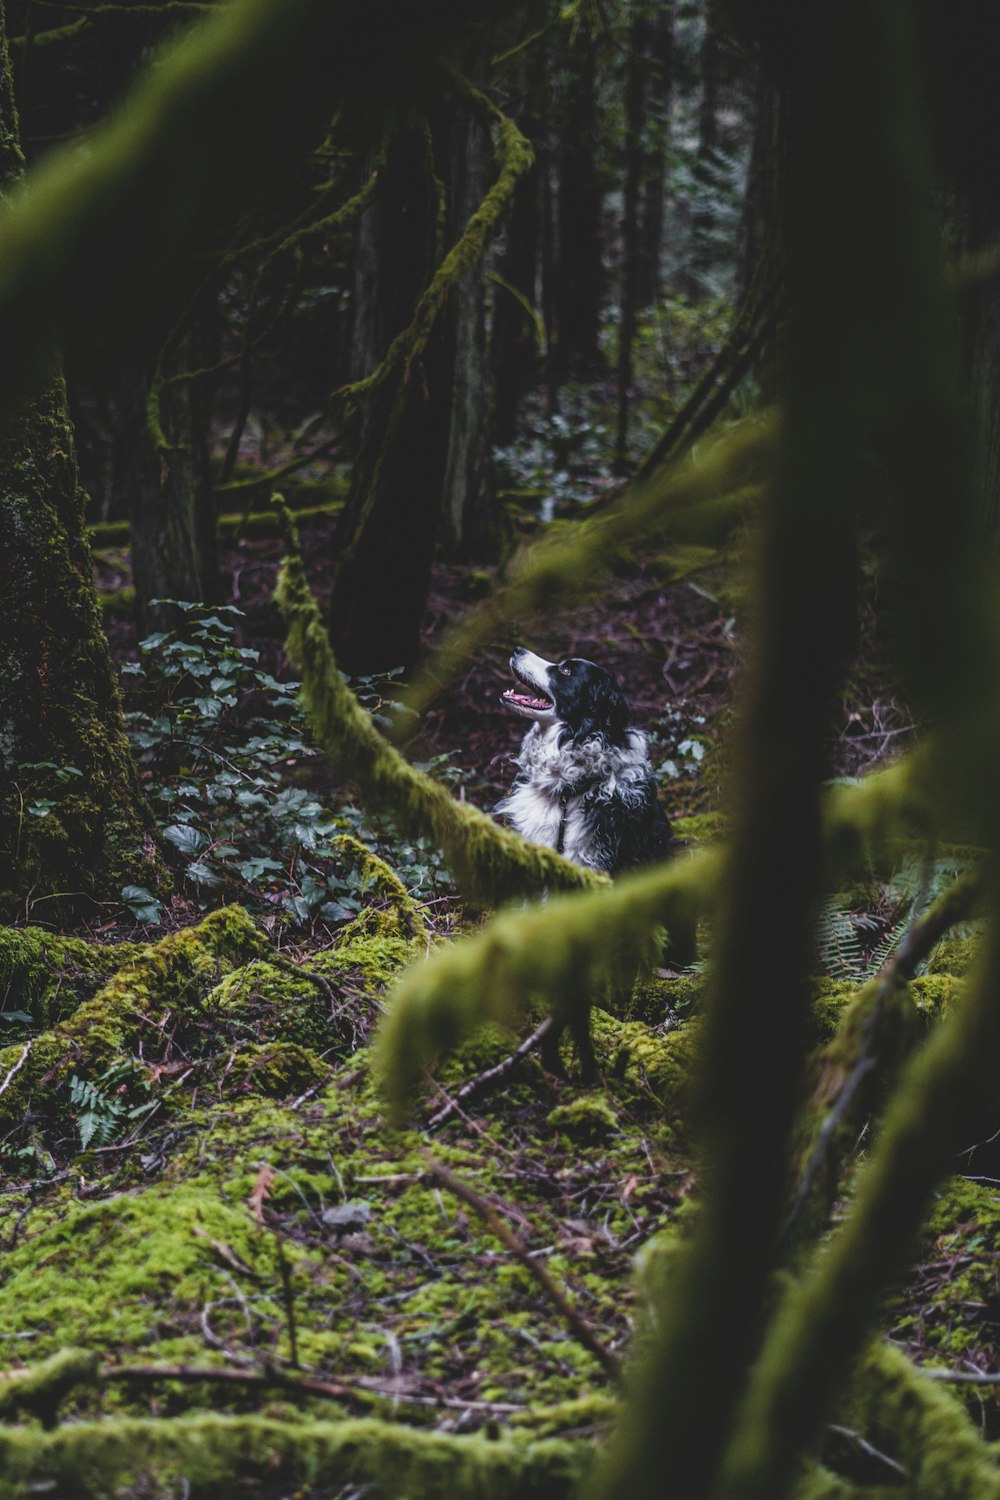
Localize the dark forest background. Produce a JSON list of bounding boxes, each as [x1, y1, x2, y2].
[[4, 3, 1000, 1499]]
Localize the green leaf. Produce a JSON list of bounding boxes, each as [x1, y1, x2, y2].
[[121, 885, 164, 923], [163, 823, 207, 856]]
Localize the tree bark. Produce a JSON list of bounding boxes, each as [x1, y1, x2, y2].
[[550, 26, 603, 388], [0, 0, 156, 915], [614, 10, 650, 473], [329, 117, 452, 676], [491, 43, 544, 446], [439, 111, 497, 562], [120, 314, 219, 637], [636, 0, 675, 311]]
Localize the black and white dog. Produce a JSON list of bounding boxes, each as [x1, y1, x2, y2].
[[496, 648, 674, 874]]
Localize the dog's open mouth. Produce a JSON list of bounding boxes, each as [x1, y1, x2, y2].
[[502, 661, 553, 714], [502, 687, 553, 711]]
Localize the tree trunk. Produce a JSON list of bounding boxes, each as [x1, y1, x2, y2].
[[439, 111, 497, 562], [550, 27, 603, 389], [491, 43, 544, 446], [614, 10, 650, 473], [121, 315, 219, 638], [329, 118, 453, 676], [0, 1, 156, 915], [636, 0, 675, 311], [684, 15, 723, 303]]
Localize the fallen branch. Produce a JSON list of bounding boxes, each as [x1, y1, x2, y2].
[[422, 1153, 620, 1384], [426, 1018, 555, 1131]]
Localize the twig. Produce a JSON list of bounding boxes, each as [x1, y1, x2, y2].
[[274, 1233, 300, 1369], [0, 1040, 33, 1099], [826, 1423, 909, 1479], [422, 1153, 620, 1383], [919, 1367, 1000, 1385], [427, 1018, 554, 1131], [100, 1361, 525, 1413]]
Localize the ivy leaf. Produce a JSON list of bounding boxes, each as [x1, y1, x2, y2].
[[163, 823, 207, 856], [121, 885, 164, 923]]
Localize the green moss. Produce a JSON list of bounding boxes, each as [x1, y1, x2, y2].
[[0, 1183, 280, 1362], [0, 1347, 99, 1426], [0, 927, 142, 1027], [910, 973, 965, 1017], [924, 934, 980, 977], [224, 1040, 327, 1096], [836, 1341, 1000, 1496], [0, 907, 267, 1134], [547, 1093, 618, 1144], [626, 971, 706, 1026], [0, 1412, 590, 1500], [809, 977, 863, 1041], [673, 810, 729, 845], [887, 1177, 1000, 1415]]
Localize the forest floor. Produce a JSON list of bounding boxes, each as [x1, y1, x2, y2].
[[0, 473, 996, 1498]]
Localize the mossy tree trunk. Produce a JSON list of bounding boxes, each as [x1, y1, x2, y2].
[[491, 41, 544, 446], [0, 3, 156, 915], [330, 80, 520, 672], [329, 115, 453, 676], [439, 110, 498, 562], [117, 311, 220, 637], [550, 26, 603, 390]]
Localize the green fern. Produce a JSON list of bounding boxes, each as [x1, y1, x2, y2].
[[68, 1059, 154, 1151], [817, 852, 974, 982]]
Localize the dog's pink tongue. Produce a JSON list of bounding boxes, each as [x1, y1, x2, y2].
[[505, 690, 549, 710]]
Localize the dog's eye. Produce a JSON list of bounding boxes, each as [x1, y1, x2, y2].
[[559, 666, 571, 676]]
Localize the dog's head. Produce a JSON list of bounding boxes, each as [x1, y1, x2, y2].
[[502, 648, 631, 744]]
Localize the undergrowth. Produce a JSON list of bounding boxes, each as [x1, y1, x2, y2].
[[121, 602, 457, 929]]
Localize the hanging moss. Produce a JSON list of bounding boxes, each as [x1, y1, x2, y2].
[[274, 502, 604, 908]]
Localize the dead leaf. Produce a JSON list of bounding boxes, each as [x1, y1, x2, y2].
[[247, 1163, 276, 1225]]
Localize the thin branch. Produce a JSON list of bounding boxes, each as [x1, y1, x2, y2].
[[422, 1153, 620, 1384], [101, 1361, 524, 1414], [427, 1018, 554, 1130], [0, 1039, 33, 1099]]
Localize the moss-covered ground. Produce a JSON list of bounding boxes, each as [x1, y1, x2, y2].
[[1, 847, 996, 1497]]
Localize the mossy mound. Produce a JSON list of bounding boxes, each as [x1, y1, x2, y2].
[[0, 927, 143, 1029]]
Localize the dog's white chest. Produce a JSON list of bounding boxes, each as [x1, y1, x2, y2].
[[496, 724, 611, 870], [498, 779, 564, 851]]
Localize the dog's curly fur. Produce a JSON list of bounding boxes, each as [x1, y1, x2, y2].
[[495, 648, 676, 1080], [496, 648, 674, 874]]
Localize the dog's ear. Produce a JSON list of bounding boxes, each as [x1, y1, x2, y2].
[[576, 672, 630, 743]]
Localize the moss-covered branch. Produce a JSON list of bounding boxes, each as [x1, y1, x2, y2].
[[0, 1412, 588, 1500], [377, 848, 719, 1113], [274, 502, 604, 907], [405, 411, 774, 718], [0, 0, 522, 413], [0, 1349, 99, 1429], [840, 1342, 1000, 1498], [714, 879, 1000, 1499]]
